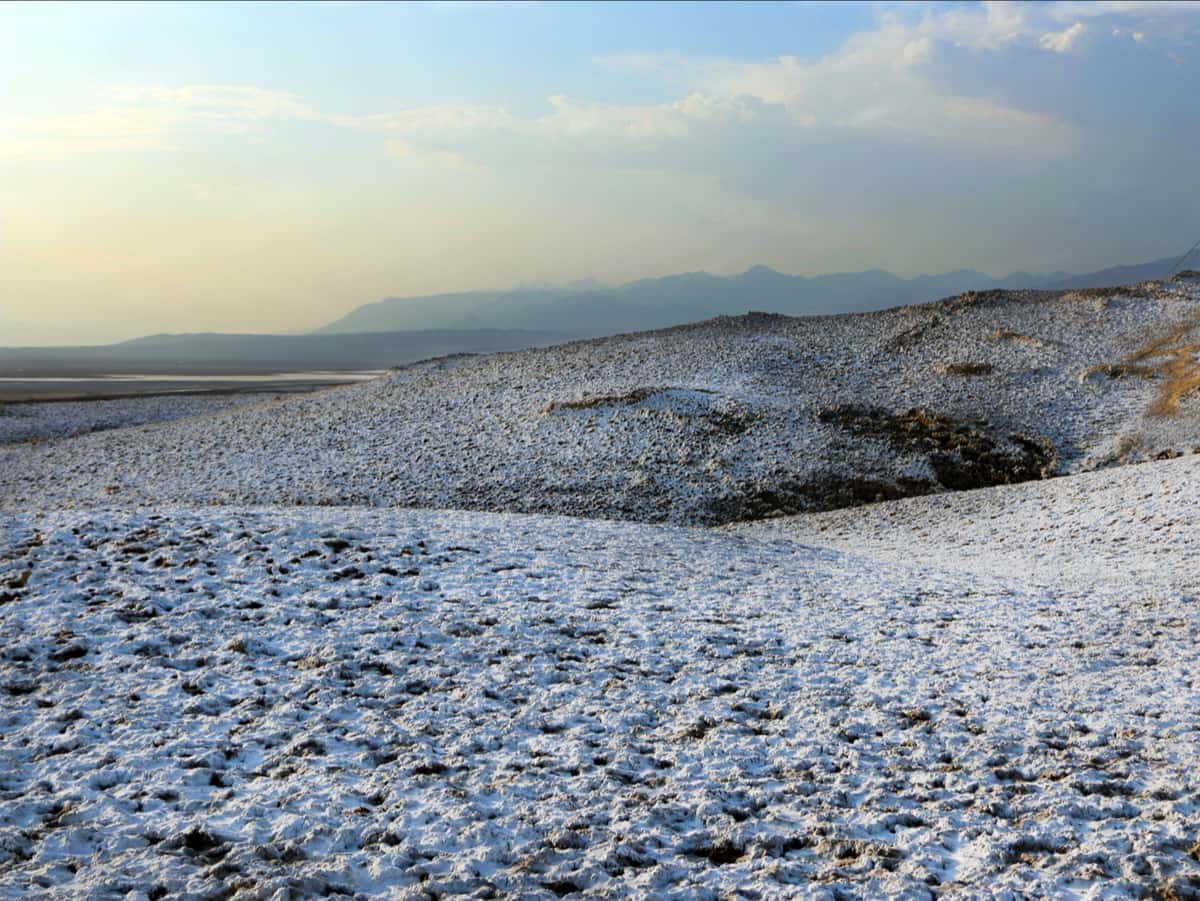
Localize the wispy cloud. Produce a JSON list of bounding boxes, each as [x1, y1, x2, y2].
[[1039, 22, 1087, 53], [0, 85, 314, 160], [3, 0, 1195, 172], [1, 106, 177, 158]]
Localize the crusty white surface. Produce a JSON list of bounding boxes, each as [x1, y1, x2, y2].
[[735, 451, 1200, 594], [3, 281, 1199, 521], [1, 501, 1198, 899], [0, 394, 277, 447], [3, 280, 1200, 899]]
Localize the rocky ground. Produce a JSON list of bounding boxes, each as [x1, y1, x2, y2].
[[0, 394, 277, 447], [1, 503, 1198, 899], [2, 278, 1199, 898]]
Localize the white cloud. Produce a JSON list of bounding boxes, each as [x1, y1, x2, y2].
[[0, 107, 177, 159], [825, 0, 1198, 61], [1039, 22, 1087, 53], [603, 12, 1078, 159], [103, 84, 313, 120], [0, 82, 752, 163], [4, 0, 1195, 166], [0, 85, 317, 160]]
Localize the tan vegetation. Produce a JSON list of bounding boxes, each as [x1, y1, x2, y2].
[[542, 387, 665, 413], [1124, 314, 1200, 417], [992, 328, 1056, 349]]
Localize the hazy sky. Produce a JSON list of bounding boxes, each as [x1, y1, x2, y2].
[[2, 1, 1199, 344]]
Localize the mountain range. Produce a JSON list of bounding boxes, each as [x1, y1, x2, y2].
[[0, 329, 568, 377], [0, 256, 1182, 368], [314, 257, 1180, 338]]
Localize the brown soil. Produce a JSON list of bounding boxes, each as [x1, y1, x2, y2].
[[544, 387, 665, 412], [936, 362, 994, 376]]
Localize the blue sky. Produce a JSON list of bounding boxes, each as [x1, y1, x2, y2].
[[2, 1, 1199, 343]]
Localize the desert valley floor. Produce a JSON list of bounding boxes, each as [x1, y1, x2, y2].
[[2, 278, 1199, 899]]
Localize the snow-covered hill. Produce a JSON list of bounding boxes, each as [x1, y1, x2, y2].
[[4, 276, 1200, 521], [736, 449, 1200, 593], [0, 394, 269, 446], [3, 277, 1200, 898]]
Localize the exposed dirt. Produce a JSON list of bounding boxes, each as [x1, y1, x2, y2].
[[935, 361, 994, 376], [704, 472, 937, 523], [818, 404, 1057, 490], [702, 405, 1058, 523]]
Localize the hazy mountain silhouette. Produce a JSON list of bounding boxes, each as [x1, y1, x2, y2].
[[2, 257, 1179, 371], [315, 258, 1174, 338], [1046, 258, 1177, 290], [0, 329, 569, 377], [511, 277, 609, 293]]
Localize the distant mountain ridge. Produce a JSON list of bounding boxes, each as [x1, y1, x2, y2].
[[314, 257, 1176, 338], [0, 328, 570, 377]]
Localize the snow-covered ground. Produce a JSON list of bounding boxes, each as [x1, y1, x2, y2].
[[0, 393, 283, 447], [3, 278, 1200, 520], [1, 503, 1198, 899], [3, 280, 1200, 898], [736, 451, 1200, 594]]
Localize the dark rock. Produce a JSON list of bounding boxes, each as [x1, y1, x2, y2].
[[49, 643, 88, 663], [166, 827, 229, 862], [541, 878, 582, 896], [686, 839, 746, 865]]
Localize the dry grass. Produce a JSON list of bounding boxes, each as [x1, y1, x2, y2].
[[992, 328, 1057, 349], [546, 387, 661, 412], [542, 386, 713, 414], [1060, 282, 1161, 302], [1125, 314, 1200, 417]]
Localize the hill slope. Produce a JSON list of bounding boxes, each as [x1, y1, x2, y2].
[[4, 278, 1200, 899], [1, 454, 1198, 896], [737, 448, 1200, 592], [4, 275, 1199, 519]]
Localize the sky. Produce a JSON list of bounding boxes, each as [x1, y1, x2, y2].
[[2, 1, 1199, 344]]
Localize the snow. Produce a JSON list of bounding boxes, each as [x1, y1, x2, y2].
[[0, 505, 1197, 898], [0, 394, 278, 447], [2, 279, 1200, 897], [3, 280, 1200, 519], [736, 451, 1200, 594]]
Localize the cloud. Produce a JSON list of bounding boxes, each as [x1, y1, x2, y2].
[[903, 1, 1199, 52], [4, 0, 1195, 170], [0, 85, 316, 160], [344, 104, 513, 136], [1039, 22, 1087, 53], [600, 13, 1080, 160], [105, 84, 313, 120], [0, 106, 177, 159]]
